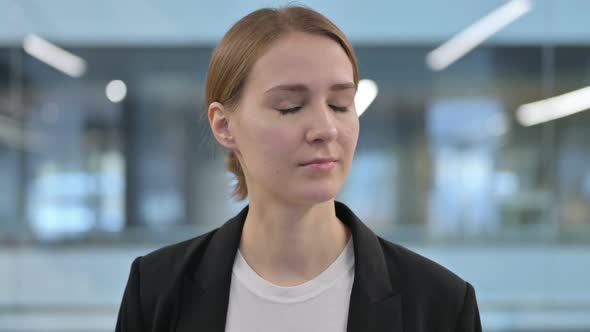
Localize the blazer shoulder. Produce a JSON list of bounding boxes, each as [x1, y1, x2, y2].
[[117, 229, 219, 332], [377, 237, 467, 301], [377, 237, 482, 331], [139, 227, 218, 279]]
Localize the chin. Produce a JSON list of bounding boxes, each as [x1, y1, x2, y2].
[[290, 187, 340, 206]]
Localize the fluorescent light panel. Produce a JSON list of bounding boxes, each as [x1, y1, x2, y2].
[[516, 86, 590, 126], [23, 34, 87, 78], [426, 0, 532, 71]]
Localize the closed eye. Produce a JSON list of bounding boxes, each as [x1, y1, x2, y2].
[[330, 105, 349, 112], [277, 106, 302, 115], [277, 105, 350, 115]]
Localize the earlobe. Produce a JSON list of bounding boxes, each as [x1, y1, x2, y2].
[[208, 102, 236, 149]]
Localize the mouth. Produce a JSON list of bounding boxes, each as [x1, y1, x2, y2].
[[300, 157, 338, 166]]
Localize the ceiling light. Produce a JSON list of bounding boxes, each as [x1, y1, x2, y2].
[[106, 80, 127, 103], [355, 79, 378, 117], [23, 34, 87, 78], [516, 86, 590, 126], [426, 0, 532, 71]]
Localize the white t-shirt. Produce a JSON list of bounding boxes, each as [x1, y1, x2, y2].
[[224, 237, 355, 332]]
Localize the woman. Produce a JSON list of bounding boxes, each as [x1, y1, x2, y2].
[[116, 5, 482, 332]]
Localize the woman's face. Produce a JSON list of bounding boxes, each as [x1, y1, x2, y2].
[[229, 32, 359, 206]]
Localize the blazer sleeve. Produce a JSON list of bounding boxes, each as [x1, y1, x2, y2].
[[455, 282, 482, 332], [115, 256, 146, 332]]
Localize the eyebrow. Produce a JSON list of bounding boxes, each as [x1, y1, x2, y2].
[[264, 82, 356, 93]]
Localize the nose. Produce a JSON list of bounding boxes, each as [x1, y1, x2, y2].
[[305, 103, 338, 144]]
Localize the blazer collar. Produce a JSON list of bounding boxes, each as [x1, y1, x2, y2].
[[174, 201, 403, 332]]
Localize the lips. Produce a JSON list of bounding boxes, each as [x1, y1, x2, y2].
[[300, 157, 337, 166]]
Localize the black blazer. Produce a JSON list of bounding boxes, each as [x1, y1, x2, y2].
[[115, 201, 482, 332]]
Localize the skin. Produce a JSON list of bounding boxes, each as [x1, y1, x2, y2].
[[208, 31, 359, 286]]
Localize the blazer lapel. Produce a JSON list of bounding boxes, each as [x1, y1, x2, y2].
[[347, 289, 403, 332], [335, 202, 404, 332]]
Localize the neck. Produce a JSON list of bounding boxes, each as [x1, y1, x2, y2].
[[239, 199, 351, 287]]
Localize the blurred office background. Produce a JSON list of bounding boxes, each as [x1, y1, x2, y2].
[[1, 0, 589, 331]]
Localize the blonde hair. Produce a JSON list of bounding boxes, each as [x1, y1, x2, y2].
[[206, 5, 359, 200]]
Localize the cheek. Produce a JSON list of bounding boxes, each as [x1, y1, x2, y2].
[[339, 118, 359, 152], [244, 120, 295, 167]]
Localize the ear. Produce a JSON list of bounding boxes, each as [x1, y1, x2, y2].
[[208, 101, 236, 149]]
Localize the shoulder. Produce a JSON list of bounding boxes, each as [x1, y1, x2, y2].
[[375, 237, 480, 329], [130, 228, 219, 309], [117, 228, 220, 331], [137, 228, 217, 281], [377, 236, 468, 308]]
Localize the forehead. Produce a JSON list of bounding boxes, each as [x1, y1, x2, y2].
[[246, 32, 355, 92]]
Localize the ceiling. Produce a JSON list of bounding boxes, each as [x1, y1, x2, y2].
[[2, 0, 590, 47]]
